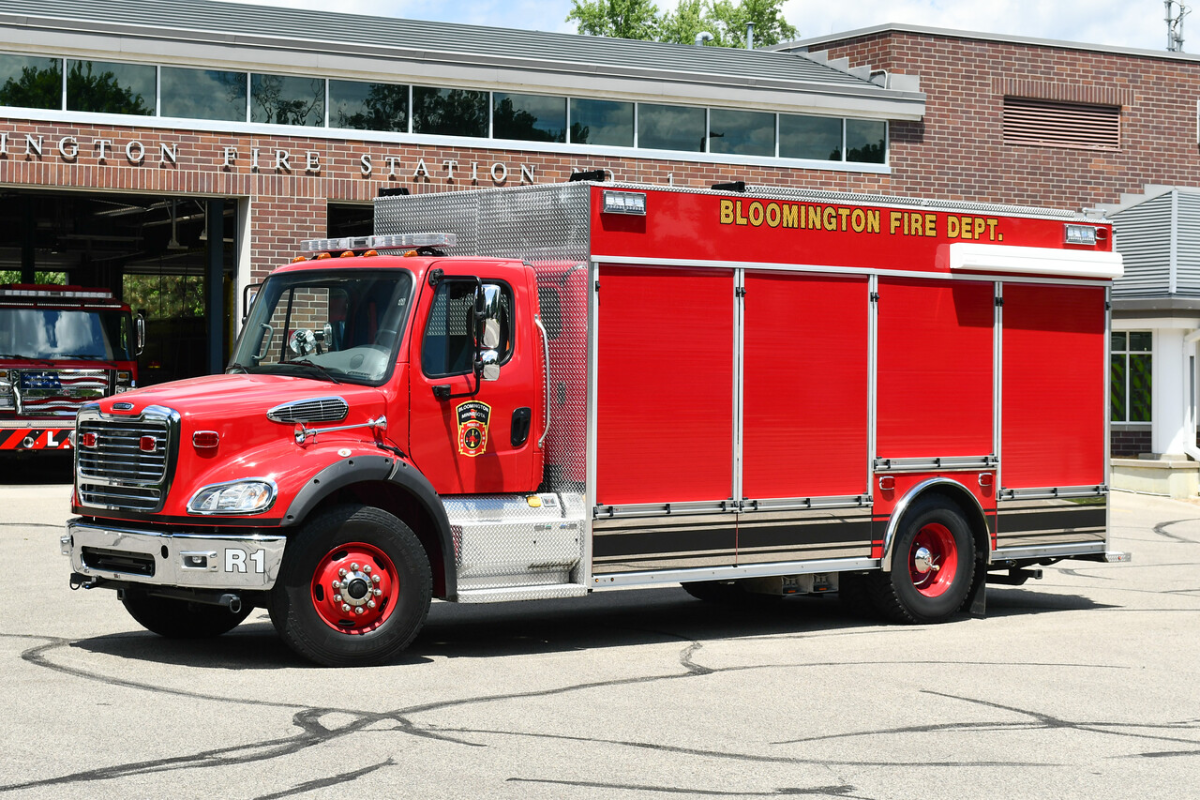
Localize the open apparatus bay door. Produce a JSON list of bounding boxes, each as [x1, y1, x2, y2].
[[374, 181, 1125, 602]]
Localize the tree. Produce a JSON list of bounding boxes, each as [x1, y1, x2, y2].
[[568, 0, 797, 48], [66, 62, 152, 116], [0, 64, 62, 110], [566, 0, 660, 40]]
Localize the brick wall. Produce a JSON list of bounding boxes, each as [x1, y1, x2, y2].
[[0, 120, 900, 283], [818, 31, 1200, 210], [1111, 427, 1152, 457]]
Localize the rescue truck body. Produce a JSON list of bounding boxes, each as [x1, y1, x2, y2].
[[0, 284, 140, 453], [63, 182, 1126, 667]]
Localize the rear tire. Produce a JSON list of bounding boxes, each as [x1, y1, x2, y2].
[[867, 496, 976, 624], [122, 589, 252, 639], [269, 504, 431, 667]]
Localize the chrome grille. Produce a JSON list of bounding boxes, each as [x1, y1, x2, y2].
[[16, 369, 109, 418], [267, 396, 348, 423], [76, 411, 175, 513]]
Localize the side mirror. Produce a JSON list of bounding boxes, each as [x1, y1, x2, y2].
[[135, 312, 146, 357], [473, 284, 503, 350], [242, 283, 262, 322]]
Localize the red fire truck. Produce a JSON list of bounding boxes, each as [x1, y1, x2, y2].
[[1, 284, 141, 453], [62, 182, 1126, 667]]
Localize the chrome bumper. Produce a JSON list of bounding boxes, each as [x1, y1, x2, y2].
[[63, 519, 287, 590]]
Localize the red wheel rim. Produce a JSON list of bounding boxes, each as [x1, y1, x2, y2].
[[908, 523, 959, 598], [310, 542, 399, 634]]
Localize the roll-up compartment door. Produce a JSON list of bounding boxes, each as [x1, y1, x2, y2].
[[596, 265, 734, 506], [877, 278, 994, 457], [1001, 284, 1106, 488], [742, 271, 869, 499]]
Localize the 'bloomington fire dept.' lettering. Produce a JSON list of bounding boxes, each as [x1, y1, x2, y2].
[[718, 198, 1006, 241]]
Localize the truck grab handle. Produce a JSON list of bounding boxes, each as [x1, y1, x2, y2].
[[534, 314, 550, 448]]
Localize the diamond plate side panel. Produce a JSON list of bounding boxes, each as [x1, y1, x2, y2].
[[375, 185, 591, 497], [444, 492, 586, 591]]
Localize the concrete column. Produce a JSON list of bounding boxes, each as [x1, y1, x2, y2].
[[1152, 328, 1191, 454]]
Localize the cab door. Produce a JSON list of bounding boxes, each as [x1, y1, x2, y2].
[[408, 261, 541, 495]]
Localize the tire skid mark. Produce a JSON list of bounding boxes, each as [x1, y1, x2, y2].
[[507, 777, 870, 797], [251, 758, 394, 800], [1153, 520, 1200, 544]]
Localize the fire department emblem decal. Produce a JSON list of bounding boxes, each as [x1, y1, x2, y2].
[[456, 401, 491, 457]]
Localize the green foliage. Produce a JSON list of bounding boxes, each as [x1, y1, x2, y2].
[[122, 274, 205, 318], [0, 271, 66, 285], [568, 0, 796, 47], [0, 64, 62, 110], [567, 0, 661, 39], [67, 62, 151, 115]]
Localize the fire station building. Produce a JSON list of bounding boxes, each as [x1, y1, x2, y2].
[[0, 0, 918, 385], [3, 5, 1200, 491]]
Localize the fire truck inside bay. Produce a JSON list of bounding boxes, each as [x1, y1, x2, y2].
[[1, 284, 141, 453], [62, 182, 1128, 667]]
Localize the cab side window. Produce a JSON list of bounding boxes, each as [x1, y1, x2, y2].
[[422, 279, 513, 377]]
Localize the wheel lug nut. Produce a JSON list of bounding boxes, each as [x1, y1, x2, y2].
[[372, 588, 381, 597], [342, 603, 351, 613], [371, 574, 381, 583], [363, 564, 372, 573], [351, 563, 360, 571], [334, 595, 342, 603], [338, 568, 347, 577], [354, 607, 364, 615], [367, 600, 376, 609], [332, 580, 341, 589]]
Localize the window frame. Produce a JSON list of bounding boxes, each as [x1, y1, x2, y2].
[[420, 277, 516, 379], [1111, 330, 1152, 424]]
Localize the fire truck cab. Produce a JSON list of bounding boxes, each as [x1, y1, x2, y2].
[[63, 182, 1127, 667], [0, 284, 141, 453]]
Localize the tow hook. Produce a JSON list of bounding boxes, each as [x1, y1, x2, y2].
[[69, 572, 101, 591]]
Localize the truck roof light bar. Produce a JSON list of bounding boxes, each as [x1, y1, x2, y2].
[[300, 233, 456, 254], [601, 190, 647, 216], [0, 285, 113, 299]]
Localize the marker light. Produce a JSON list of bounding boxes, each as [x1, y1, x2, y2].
[[193, 431, 220, 451], [602, 191, 647, 216], [80, 432, 97, 448]]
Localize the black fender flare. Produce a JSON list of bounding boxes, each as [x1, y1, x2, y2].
[[281, 454, 456, 598]]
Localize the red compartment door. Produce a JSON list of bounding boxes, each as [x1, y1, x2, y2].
[[596, 265, 734, 506], [877, 278, 995, 457], [742, 271, 869, 499], [1001, 284, 1106, 488]]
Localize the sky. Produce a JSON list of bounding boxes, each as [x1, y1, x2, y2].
[[231, 0, 1186, 52]]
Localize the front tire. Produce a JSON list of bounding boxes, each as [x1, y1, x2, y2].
[[868, 496, 975, 624], [122, 589, 252, 638], [269, 504, 431, 667]]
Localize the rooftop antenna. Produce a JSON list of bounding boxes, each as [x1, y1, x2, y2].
[[1167, 0, 1190, 51]]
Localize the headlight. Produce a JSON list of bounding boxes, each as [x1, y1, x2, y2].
[[188, 479, 277, 515]]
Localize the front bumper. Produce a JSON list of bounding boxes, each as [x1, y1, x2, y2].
[[0, 424, 73, 450], [63, 518, 287, 590]]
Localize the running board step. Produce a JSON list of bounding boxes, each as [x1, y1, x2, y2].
[[454, 583, 588, 604]]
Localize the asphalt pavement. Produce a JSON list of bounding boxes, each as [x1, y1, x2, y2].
[[0, 470, 1197, 800]]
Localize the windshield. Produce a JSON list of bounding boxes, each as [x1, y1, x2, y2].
[[0, 307, 133, 361], [231, 268, 414, 384]]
